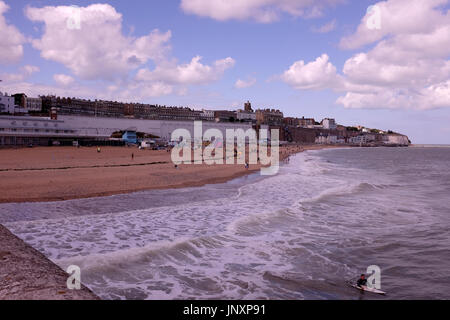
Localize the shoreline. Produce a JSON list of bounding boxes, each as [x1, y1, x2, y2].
[[0, 144, 339, 204], [0, 144, 337, 300]]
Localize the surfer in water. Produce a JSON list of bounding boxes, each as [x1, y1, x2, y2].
[[356, 274, 367, 287]]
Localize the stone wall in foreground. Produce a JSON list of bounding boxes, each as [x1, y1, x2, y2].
[[0, 225, 99, 300]]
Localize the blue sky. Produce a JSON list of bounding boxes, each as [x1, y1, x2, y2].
[[1, 0, 450, 144]]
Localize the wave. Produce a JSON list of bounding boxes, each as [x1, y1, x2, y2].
[[293, 181, 379, 207], [226, 208, 297, 235], [53, 235, 226, 272]]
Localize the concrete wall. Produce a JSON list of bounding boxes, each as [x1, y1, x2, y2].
[[60, 115, 254, 141]]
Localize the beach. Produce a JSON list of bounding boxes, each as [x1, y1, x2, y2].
[[1, 146, 449, 300], [0, 144, 336, 203], [0, 143, 336, 300]]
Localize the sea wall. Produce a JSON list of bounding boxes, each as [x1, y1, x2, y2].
[[0, 225, 99, 300]]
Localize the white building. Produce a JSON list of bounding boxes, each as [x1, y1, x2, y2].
[[0, 115, 75, 146], [201, 109, 215, 121], [14, 106, 28, 114], [236, 109, 256, 122], [349, 134, 375, 144], [307, 124, 324, 129], [322, 118, 337, 130], [0, 114, 272, 146], [26, 97, 42, 112], [315, 135, 338, 144], [58, 115, 256, 142], [0, 92, 15, 114]]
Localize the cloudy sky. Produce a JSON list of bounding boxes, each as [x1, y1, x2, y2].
[[0, 0, 449, 143]]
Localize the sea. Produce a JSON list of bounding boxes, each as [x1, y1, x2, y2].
[[1, 146, 449, 299]]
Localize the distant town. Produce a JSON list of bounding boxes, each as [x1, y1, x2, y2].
[[0, 91, 410, 147]]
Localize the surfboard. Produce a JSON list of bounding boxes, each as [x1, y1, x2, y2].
[[347, 281, 386, 295]]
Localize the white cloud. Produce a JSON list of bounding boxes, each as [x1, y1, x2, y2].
[[311, 19, 337, 33], [53, 74, 75, 86], [282, 0, 450, 110], [336, 81, 450, 110], [337, 0, 450, 110], [0, 81, 97, 100], [0, 65, 39, 82], [281, 54, 339, 90], [136, 56, 235, 85], [140, 82, 174, 97], [0, 1, 26, 64], [21, 65, 40, 75], [22, 3, 235, 98], [0, 79, 175, 103], [180, 0, 344, 23], [339, 0, 449, 50], [25, 4, 172, 80], [235, 77, 257, 89]]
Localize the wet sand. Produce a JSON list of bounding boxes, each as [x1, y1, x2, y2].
[[0, 144, 337, 203]]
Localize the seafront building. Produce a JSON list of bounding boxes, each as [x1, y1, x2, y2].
[[0, 92, 410, 147], [201, 110, 215, 121], [0, 115, 77, 146], [214, 110, 238, 122], [322, 118, 337, 130], [0, 92, 15, 114], [255, 108, 284, 126], [12, 93, 42, 112], [0, 114, 260, 147]]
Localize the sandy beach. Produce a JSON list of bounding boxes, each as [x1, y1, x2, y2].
[[0, 144, 336, 203]]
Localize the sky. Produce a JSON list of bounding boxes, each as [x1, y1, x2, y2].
[[0, 0, 449, 144]]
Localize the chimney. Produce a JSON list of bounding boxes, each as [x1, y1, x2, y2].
[[50, 107, 57, 120]]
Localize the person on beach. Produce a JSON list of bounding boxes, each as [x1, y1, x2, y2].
[[356, 274, 367, 287], [131, 153, 134, 160], [97, 147, 101, 153]]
